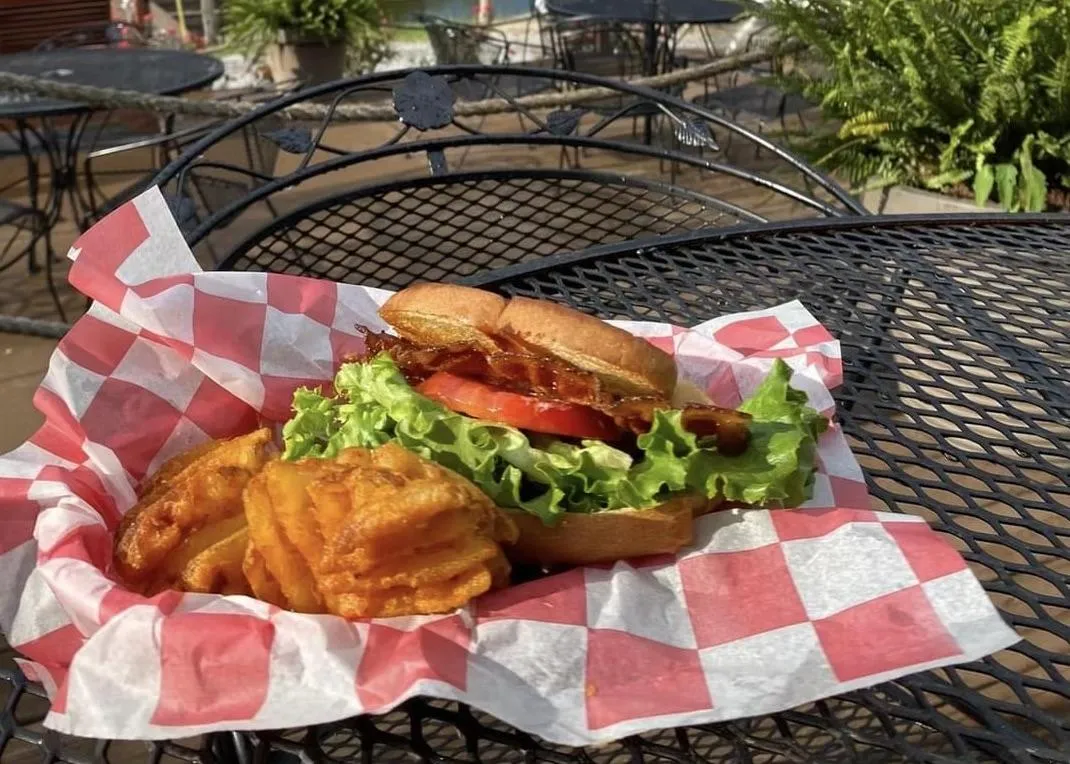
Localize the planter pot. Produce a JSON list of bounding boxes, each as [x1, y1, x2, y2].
[[265, 32, 347, 86], [860, 184, 1001, 214]]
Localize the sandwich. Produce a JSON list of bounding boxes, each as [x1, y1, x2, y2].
[[282, 284, 828, 566]]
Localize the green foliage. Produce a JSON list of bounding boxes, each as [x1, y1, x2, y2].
[[759, 0, 1070, 211], [225, 0, 389, 72], [378, 0, 430, 21]]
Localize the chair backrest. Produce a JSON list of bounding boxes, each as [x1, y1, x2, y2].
[[193, 170, 778, 288], [159, 121, 283, 265], [545, 15, 645, 79], [153, 66, 864, 281], [418, 15, 509, 66], [82, 85, 294, 250]]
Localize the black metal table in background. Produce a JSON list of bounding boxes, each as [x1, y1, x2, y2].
[[0, 48, 223, 319], [546, 0, 743, 75], [544, 0, 742, 143], [546, 0, 744, 27], [2, 213, 1067, 763]]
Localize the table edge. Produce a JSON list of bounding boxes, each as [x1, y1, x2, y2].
[[462, 212, 1070, 287], [543, 0, 744, 24], [0, 49, 224, 119]]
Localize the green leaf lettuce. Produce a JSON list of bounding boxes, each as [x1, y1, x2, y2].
[[281, 354, 828, 524]]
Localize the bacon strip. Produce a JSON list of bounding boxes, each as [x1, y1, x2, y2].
[[362, 332, 615, 405], [605, 399, 751, 456], [353, 331, 751, 455]]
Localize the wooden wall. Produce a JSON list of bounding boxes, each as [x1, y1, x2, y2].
[[0, 0, 113, 53]]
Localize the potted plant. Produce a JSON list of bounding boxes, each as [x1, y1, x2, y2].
[[757, 0, 1070, 212], [225, 0, 388, 85]]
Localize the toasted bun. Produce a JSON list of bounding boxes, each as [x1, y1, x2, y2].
[[506, 494, 713, 567], [379, 285, 677, 397], [496, 297, 676, 397], [379, 283, 505, 352]]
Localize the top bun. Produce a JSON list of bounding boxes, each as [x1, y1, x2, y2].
[[495, 297, 676, 397], [379, 283, 505, 352], [379, 284, 677, 398]]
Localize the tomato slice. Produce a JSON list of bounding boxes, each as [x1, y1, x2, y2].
[[418, 372, 621, 440]]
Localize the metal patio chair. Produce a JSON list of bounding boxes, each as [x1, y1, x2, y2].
[[691, 19, 816, 147], [153, 66, 863, 286], [418, 15, 556, 100]]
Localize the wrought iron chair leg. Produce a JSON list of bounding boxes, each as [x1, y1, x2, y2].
[[44, 229, 67, 323], [16, 121, 42, 274], [205, 730, 244, 764], [777, 92, 790, 135], [81, 150, 103, 229], [669, 118, 680, 185]]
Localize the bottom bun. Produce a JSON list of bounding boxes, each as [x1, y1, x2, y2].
[[506, 494, 715, 567]]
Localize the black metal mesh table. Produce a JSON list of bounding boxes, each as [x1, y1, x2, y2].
[[545, 0, 743, 25], [3, 213, 1068, 764], [0, 49, 225, 119], [0, 48, 224, 324]]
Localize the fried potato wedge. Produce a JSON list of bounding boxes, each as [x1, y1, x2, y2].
[[316, 504, 482, 576], [317, 535, 500, 595], [246, 443, 517, 618], [243, 543, 288, 608], [116, 434, 515, 619], [178, 526, 252, 596], [323, 482, 483, 567], [330, 564, 494, 619], [243, 467, 326, 614], [114, 429, 275, 594], [137, 439, 220, 505], [146, 511, 249, 594]]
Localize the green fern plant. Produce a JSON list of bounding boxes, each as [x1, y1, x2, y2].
[[758, 0, 1070, 211]]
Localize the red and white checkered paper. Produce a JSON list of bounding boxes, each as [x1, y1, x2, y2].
[[0, 188, 1017, 744]]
